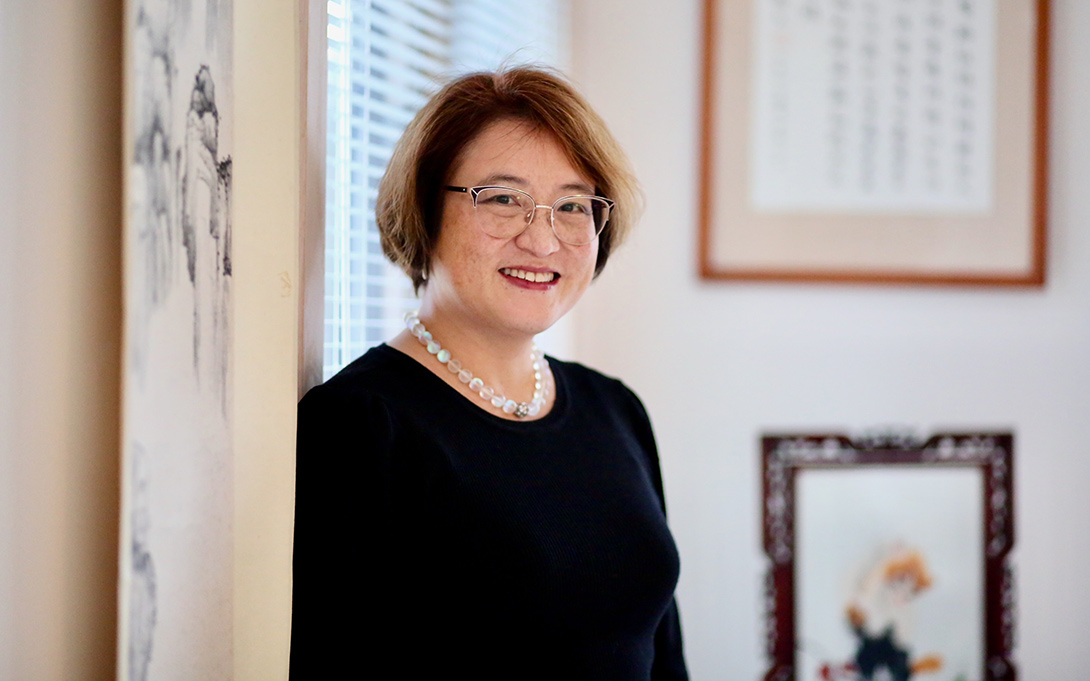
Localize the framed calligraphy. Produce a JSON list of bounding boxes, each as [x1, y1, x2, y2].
[[761, 432, 1015, 681], [699, 0, 1050, 286]]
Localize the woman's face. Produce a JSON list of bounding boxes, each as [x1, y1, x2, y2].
[[423, 118, 599, 339]]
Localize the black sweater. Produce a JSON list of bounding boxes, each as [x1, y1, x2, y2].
[[291, 344, 687, 680]]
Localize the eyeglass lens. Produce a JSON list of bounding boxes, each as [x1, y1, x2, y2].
[[472, 187, 609, 245]]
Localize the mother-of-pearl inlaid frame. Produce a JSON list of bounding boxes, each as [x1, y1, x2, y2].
[[761, 432, 1015, 681]]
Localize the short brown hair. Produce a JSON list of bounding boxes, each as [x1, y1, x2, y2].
[[376, 66, 641, 292]]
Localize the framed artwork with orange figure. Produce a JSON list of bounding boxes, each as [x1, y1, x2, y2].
[[761, 432, 1015, 681]]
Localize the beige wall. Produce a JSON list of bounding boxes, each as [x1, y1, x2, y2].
[[232, 0, 311, 677], [572, 0, 1090, 677], [0, 1, 124, 679], [0, 0, 305, 678]]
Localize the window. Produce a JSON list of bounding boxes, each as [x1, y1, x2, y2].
[[323, 0, 568, 380]]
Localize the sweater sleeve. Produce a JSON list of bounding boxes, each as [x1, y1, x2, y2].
[[652, 599, 689, 681], [620, 385, 690, 681], [289, 382, 400, 677]]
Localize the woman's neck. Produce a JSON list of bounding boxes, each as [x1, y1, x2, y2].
[[390, 305, 545, 409]]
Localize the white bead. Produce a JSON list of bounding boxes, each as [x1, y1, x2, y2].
[[502, 400, 518, 414], [436, 349, 451, 363], [480, 386, 494, 400], [427, 340, 441, 354], [527, 403, 541, 417], [532, 361, 541, 371], [491, 395, 506, 408], [447, 359, 461, 373], [534, 381, 543, 391], [458, 369, 472, 383], [468, 377, 484, 391], [416, 330, 432, 345]]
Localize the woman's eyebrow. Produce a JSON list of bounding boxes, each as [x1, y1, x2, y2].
[[478, 173, 528, 187], [477, 174, 596, 196], [561, 182, 595, 194]]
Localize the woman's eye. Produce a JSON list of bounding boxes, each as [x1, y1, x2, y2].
[[557, 201, 589, 214], [481, 192, 520, 206]]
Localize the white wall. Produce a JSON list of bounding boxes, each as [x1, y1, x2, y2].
[[572, 1, 1090, 678]]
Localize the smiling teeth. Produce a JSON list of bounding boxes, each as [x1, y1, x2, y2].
[[502, 268, 556, 283]]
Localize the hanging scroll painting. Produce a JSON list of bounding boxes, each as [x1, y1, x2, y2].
[[699, 0, 1049, 285], [120, 0, 234, 679]]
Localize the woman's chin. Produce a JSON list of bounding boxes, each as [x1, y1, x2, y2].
[[497, 311, 564, 339]]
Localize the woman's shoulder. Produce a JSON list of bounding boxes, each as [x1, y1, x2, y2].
[[547, 356, 649, 419], [299, 344, 478, 442], [548, 356, 663, 488], [296, 345, 429, 468], [296, 345, 435, 443], [303, 344, 414, 407]]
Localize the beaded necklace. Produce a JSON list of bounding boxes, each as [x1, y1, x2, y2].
[[405, 312, 550, 418]]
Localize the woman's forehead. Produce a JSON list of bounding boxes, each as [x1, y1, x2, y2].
[[449, 118, 591, 189]]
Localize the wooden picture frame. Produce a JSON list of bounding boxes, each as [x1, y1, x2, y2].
[[699, 1, 1050, 286], [761, 432, 1015, 681]]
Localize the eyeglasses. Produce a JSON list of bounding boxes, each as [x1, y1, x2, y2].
[[444, 185, 614, 246]]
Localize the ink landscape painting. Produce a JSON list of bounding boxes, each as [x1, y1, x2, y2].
[[121, 0, 234, 679]]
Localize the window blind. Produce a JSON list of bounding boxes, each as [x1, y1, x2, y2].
[[324, 0, 567, 380]]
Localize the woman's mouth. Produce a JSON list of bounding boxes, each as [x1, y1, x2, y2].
[[500, 267, 558, 284]]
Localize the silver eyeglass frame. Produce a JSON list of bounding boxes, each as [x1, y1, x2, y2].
[[444, 185, 614, 246]]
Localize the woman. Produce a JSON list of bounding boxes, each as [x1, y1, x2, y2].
[[291, 67, 687, 680]]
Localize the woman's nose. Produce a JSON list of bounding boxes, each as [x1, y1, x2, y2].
[[515, 205, 561, 256]]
